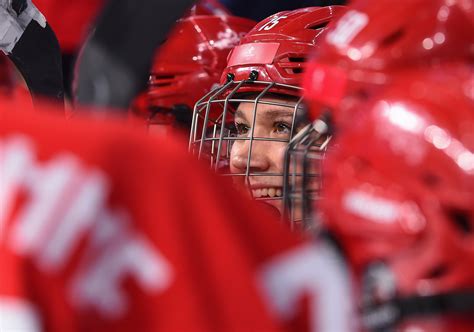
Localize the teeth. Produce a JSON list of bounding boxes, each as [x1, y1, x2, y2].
[[268, 188, 276, 198], [251, 188, 282, 198]]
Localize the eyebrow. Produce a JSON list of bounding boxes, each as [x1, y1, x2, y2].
[[235, 108, 295, 122]]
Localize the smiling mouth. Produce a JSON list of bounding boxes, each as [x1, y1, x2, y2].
[[251, 187, 282, 198]]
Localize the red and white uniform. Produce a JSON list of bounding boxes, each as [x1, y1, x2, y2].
[[0, 99, 356, 332]]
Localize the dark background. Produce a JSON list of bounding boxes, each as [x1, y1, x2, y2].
[[221, 0, 347, 21]]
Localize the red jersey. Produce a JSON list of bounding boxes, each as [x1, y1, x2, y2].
[[0, 99, 356, 331]]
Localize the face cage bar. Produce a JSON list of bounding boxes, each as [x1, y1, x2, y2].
[[283, 119, 331, 231], [189, 78, 328, 228]]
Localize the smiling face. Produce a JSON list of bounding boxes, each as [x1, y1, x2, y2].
[[189, 86, 328, 226], [229, 95, 301, 214]]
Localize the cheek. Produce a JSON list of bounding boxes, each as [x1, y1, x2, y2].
[[269, 142, 288, 171]]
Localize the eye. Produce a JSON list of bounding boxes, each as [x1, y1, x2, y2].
[[274, 121, 291, 135], [235, 122, 250, 136]]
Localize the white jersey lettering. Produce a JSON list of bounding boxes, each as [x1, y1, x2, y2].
[[0, 135, 174, 319], [258, 242, 357, 332]]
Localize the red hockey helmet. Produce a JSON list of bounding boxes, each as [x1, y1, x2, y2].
[[188, 7, 346, 227], [130, 14, 256, 132], [222, 6, 346, 89], [319, 67, 474, 331], [303, 0, 474, 129]]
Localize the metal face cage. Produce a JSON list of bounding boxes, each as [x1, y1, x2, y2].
[[189, 72, 330, 228], [282, 118, 331, 231]]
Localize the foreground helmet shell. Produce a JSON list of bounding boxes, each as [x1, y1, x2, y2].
[[320, 67, 474, 331], [303, 0, 474, 126]]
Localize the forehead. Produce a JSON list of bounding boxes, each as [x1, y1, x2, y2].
[[235, 95, 300, 116]]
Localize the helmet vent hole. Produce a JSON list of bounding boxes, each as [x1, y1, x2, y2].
[[380, 29, 405, 48], [150, 74, 177, 87], [288, 57, 306, 63], [153, 82, 173, 87], [152, 74, 176, 80], [307, 21, 329, 31], [282, 57, 306, 74], [426, 264, 449, 280], [446, 208, 472, 235]]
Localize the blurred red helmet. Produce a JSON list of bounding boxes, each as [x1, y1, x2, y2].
[[189, 6, 346, 227], [319, 67, 474, 331], [303, 0, 474, 128], [131, 14, 256, 131]]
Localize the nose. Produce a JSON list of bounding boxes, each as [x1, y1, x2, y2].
[[231, 139, 271, 174]]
